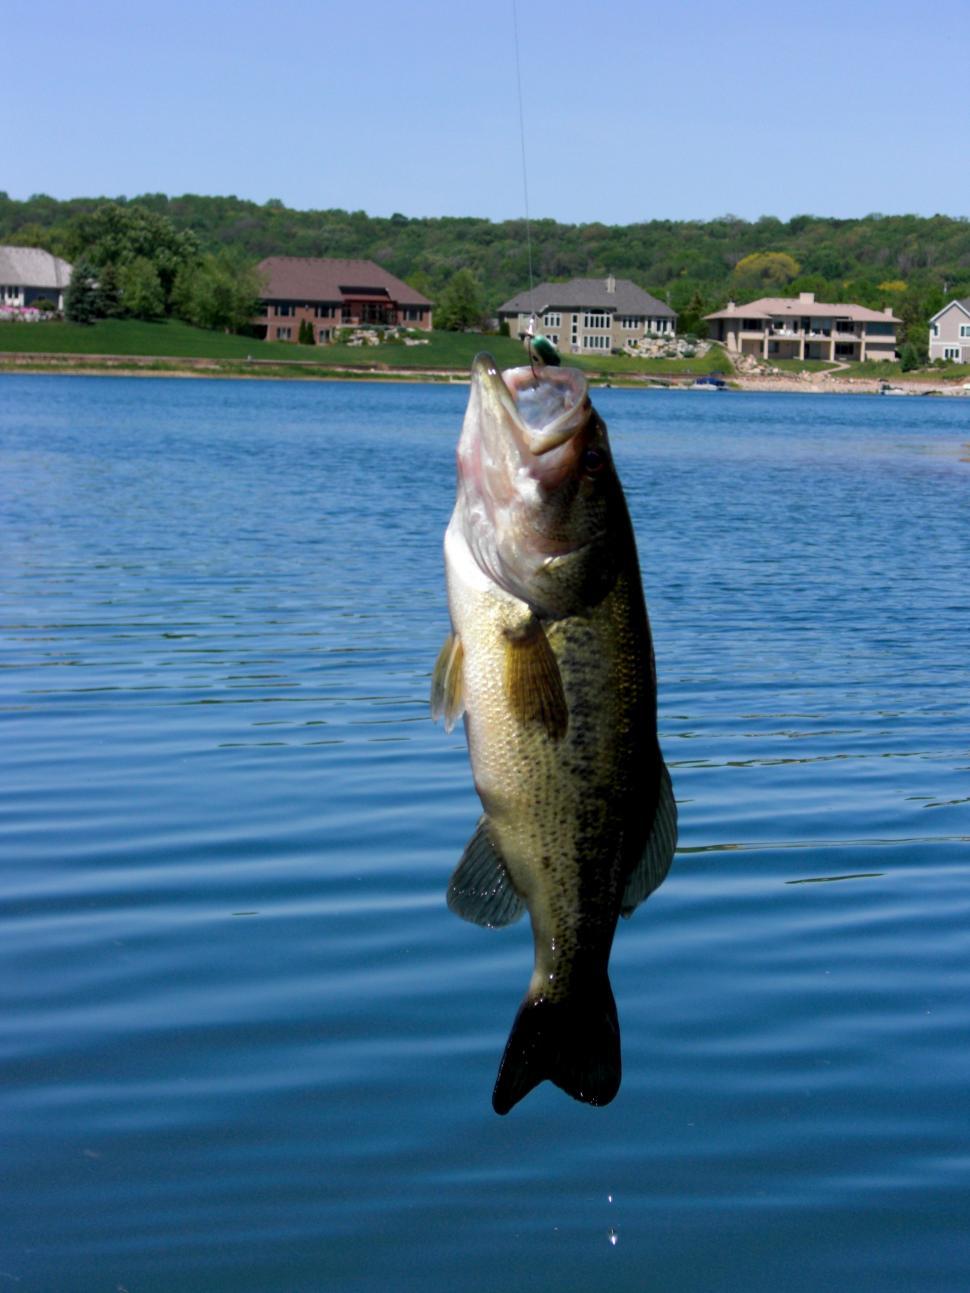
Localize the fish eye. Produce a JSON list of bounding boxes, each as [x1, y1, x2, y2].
[[582, 447, 607, 474]]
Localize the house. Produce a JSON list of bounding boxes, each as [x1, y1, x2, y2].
[[497, 276, 676, 355], [705, 292, 900, 364], [928, 298, 970, 363], [0, 245, 73, 312], [252, 257, 432, 343]]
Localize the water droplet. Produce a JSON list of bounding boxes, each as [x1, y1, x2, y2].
[[608, 1227, 618, 1247], [607, 1193, 613, 1204]]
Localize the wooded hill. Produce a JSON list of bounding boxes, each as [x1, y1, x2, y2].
[[3, 191, 968, 341]]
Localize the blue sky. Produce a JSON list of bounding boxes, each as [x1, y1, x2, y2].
[[7, 0, 969, 224]]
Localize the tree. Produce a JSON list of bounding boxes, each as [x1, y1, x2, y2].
[[298, 318, 315, 344], [120, 257, 165, 320], [900, 343, 922, 371], [171, 251, 263, 333], [436, 268, 484, 331], [95, 263, 123, 318], [64, 259, 99, 324], [677, 288, 709, 337], [67, 202, 199, 310], [404, 269, 434, 302], [729, 251, 801, 301]]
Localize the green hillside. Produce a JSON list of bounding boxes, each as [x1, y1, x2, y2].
[[3, 192, 968, 333]]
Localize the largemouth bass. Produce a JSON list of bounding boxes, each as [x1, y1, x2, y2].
[[432, 354, 676, 1114]]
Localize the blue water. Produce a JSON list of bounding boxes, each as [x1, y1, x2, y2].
[[2, 374, 968, 1292]]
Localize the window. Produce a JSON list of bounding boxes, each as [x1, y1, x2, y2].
[[583, 312, 611, 329], [943, 346, 960, 360], [931, 324, 939, 337], [960, 325, 970, 338], [583, 335, 611, 350], [276, 326, 292, 341], [318, 328, 331, 342], [543, 312, 561, 327], [547, 334, 559, 344], [618, 316, 640, 328], [867, 322, 894, 336], [277, 304, 292, 317]]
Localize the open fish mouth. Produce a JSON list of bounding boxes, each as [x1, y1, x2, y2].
[[470, 353, 590, 459]]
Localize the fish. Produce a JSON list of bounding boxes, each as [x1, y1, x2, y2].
[[431, 353, 677, 1115]]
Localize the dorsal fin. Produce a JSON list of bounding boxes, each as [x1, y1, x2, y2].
[[620, 762, 677, 917]]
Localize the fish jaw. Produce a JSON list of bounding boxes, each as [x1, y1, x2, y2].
[[455, 354, 613, 616]]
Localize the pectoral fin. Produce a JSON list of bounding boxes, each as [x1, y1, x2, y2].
[[430, 631, 464, 733], [620, 761, 677, 917], [447, 817, 525, 927], [502, 616, 568, 742]]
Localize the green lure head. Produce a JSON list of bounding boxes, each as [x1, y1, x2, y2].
[[529, 334, 561, 367]]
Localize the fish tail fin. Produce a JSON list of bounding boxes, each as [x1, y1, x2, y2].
[[491, 978, 621, 1115]]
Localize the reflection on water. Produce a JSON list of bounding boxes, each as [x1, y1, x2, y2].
[[1, 377, 969, 1292]]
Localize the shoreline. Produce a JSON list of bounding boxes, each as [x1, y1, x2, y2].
[[2, 351, 969, 396]]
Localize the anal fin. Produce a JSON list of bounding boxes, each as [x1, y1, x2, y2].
[[447, 817, 525, 928]]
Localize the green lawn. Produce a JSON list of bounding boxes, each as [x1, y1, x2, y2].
[[0, 319, 526, 369], [0, 319, 732, 378], [0, 318, 276, 358]]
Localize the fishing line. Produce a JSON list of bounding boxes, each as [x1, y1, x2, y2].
[[511, 1, 560, 375], [511, 0, 535, 315]]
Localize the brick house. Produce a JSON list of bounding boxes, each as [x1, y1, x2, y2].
[[497, 276, 676, 355], [705, 292, 900, 363], [252, 257, 432, 343], [928, 298, 970, 363]]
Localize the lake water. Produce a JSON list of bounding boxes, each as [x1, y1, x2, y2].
[[1, 374, 968, 1292]]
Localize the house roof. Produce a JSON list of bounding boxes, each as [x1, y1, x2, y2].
[[498, 276, 676, 318], [705, 295, 901, 324], [256, 257, 431, 306], [928, 297, 970, 324], [0, 245, 73, 289]]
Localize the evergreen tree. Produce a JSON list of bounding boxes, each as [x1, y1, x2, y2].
[[678, 288, 709, 337], [64, 259, 99, 324], [95, 263, 123, 318], [900, 342, 922, 371], [298, 318, 315, 344]]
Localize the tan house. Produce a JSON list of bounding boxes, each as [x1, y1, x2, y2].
[[705, 292, 900, 363], [253, 257, 432, 343], [498, 276, 676, 355], [928, 298, 970, 363]]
